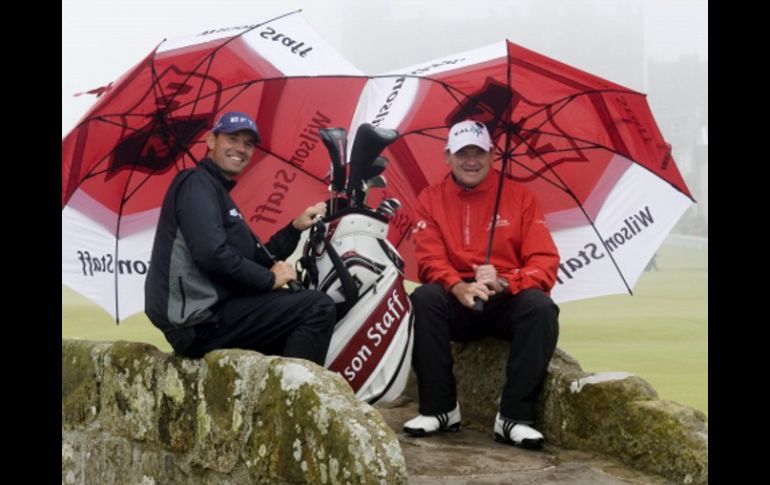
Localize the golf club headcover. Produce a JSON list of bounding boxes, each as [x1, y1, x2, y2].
[[319, 127, 348, 192], [347, 123, 398, 205]]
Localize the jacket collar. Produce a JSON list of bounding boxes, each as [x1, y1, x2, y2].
[[200, 158, 237, 191]]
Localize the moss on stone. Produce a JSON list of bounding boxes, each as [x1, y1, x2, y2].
[[202, 353, 237, 434], [100, 341, 163, 442], [246, 359, 406, 484], [192, 351, 257, 474], [558, 375, 657, 450], [64, 341, 408, 484], [62, 340, 106, 427], [246, 364, 310, 483], [620, 400, 708, 485], [108, 341, 161, 383], [157, 360, 198, 452]]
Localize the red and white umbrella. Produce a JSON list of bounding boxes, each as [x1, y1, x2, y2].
[[347, 40, 694, 303], [62, 11, 367, 321]]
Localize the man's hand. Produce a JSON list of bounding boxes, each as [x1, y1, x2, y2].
[[293, 201, 327, 230], [450, 281, 495, 309], [270, 260, 297, 289], [472, 264, 503, 292]]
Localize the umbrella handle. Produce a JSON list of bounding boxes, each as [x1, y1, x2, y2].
[[257, 239, 304, 293], [288, 280, 303, 292], [473, 296, 484, 314]]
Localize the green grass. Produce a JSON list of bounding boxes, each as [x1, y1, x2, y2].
[[61, 242, 707, 415], [61, 287, 171, 353], [558, 243, 708, 415]]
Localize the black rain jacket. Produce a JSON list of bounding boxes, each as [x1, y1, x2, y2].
[[144, 158, 301, 334]]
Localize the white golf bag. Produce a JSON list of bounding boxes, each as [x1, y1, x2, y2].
[[299, 208, 414, 405]]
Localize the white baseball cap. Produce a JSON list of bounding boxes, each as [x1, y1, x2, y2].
[[445, 120, 493, 154]]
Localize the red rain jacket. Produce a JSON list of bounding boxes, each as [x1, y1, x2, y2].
[[413, 169, 560, 295]]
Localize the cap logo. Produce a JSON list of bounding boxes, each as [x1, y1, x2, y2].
[[453, 123, 485, 139], [211, 111, 261, 142], [229, 115, 253, 126]]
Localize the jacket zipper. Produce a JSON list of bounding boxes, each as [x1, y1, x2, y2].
[[463, 201, 471, 246], [178, 277, 186, 318]]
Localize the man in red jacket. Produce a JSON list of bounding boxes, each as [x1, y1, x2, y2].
[[403, 120, 560, 449]]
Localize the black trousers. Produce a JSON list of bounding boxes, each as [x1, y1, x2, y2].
[[410, 283, 559, 423], [169, 289, 336, 365]]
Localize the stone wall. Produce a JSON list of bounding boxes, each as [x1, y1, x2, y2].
[[62, 339, 407, 485], [405, 340, 707, 485]]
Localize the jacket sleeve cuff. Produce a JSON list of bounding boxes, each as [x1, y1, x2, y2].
[[500, 269, 522, 293], [283, 221, 303, 237], [442, 275, 464, 293]]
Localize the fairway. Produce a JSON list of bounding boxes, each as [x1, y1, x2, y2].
[[62, 241, 707, 415], [558, 242, 707, 415]]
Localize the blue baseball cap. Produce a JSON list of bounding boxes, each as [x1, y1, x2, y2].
[[212, 111, 261, 143]]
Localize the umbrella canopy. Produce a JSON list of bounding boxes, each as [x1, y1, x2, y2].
[[347, 40, 694, 303], [62, 11, 367, 321]]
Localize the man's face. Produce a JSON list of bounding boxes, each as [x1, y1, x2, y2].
[[207, 130, 258, 179], [445, 145, 493, 188]]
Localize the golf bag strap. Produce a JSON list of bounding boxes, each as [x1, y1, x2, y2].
[[298, 223, 326, 287], [297, 254, 318, 288], [310, 222, 359, 316], [323, 237, 359, 316]]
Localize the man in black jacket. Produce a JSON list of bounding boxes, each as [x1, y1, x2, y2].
[[145, 111, 335, 364]]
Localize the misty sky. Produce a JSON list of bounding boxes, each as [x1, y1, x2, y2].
[[62, 0, 707, 136]]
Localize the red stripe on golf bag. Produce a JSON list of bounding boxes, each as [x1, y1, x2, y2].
[[327, 277, 410, 391]]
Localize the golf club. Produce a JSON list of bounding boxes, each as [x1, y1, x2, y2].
[[361, 174, 387, 207], [347, 123, 398, 207], [319, 127, 348, 215]]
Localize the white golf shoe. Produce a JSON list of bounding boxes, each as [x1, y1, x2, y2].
[[403, 402, 461, 436], [493, 413, 544, 449]]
